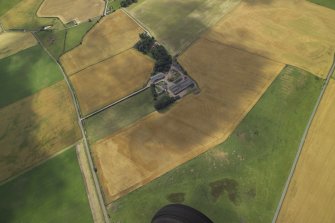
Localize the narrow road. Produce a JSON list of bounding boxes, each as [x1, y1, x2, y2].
[[33, 33, 110, 223], [82, 85, 150, 120], [76, 143, 105, 223], [272, 55, 335, 223]]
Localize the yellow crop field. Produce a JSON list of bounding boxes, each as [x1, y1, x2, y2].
[[70, 49, 153, 115], [37, 0, 105, 24], [0, 32, 37, 59], [60, 10, 143, 75], [92, 37, 284, 204], [277, 80, 335, 223], [0, 81, 81, 182], [206, 0, 335, 78]]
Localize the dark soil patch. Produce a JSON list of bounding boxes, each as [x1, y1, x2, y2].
[[209, 178, 239, 203], [166, 192, 185, 203]]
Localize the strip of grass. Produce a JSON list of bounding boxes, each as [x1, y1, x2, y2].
[[64, 20, 98, 52], [0, 0, 21, 16], [308, 0, 335, 10], [0, 45, 63, 108], [109, 66, 324, 222], [0, 147, 93, 223], [108, 0, 121, 10], [85, 88, 155, 143]]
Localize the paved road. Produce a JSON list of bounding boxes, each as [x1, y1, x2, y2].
[[33, 33, 110, 223], [272, 55, 335, 223]]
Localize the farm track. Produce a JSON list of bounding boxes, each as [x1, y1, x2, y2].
[[76, 143, 105, 223], [272, 54, 335, 223], [33, 32, 110, 223]]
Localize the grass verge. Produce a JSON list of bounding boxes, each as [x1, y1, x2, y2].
[[0, 45, 63, 108], [109, 66, 324, 223], [0, 148, 93, 223]]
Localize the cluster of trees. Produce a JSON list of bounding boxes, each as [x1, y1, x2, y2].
[[135, 32, 172, 73], [154, 95, 176, 111], [135, 33, 155, 53], [120, 0, 137, 7]]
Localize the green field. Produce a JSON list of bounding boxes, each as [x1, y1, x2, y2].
[[37, 20, 97, 59], [309, 0, 335, 10], [85, 88, 155, 143], [0, 148, 93, 223], [64, 20, 98, 52], [109, 66, 324, 223], [129, 0, 240, 55], [0, 45, 63, 108], [0, 0, 21, 16]]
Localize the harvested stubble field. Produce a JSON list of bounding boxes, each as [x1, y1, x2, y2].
[[37, 0, 105, 24], [60, 10, 143, 75], [92, 37, 284, 204], [0, 32, 37, 59], [206, 0, 335, 78], [109, 66, 324, 223], [0, 81, 81, 182], [129, 0, 240, 55], [0, 0, 63, 30], [70, 49, 153, 115], [277, 80, 335, 223], [0, 148, 93, 223]]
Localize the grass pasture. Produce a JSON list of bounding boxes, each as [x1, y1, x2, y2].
[[0, 32, 37, 59], [60, 10, 143, 75], [37, 0, 105, 24], [70, 49, 153, 115], [0, 148, 93, 223], [308, 0, 335, 10], [0, 81, 81, 182], [129, 0, 240, 55], [109, 66, 324, 223], [0, 0, 63, 30], [207, 0, 335, 78], [85, 88, 155, 143], [0, 45, 64, 108], [277, 80, 335, 223], [36, 19, 98, 59], [92, 37, 284, 204]]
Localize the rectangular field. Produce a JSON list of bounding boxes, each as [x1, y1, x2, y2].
[[92, 37, 284, 204], [60, 10, 143, 75], [0, 148, 93, 223], [70, 49, 153, 115], [0, 81, 81, 182], [0, 0, 63, 30], [206, 0, 335, 78], [277, 79, 335, 223], [109, 66, 324, 223], [129, 0, 240, 55], [0, 32, 37, 59], [0, 45, 64, 108], [37, 0, 105, 24], [85, 88, 155, 143]]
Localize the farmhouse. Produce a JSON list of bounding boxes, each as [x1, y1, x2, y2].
[[150, 72, 165, 83]]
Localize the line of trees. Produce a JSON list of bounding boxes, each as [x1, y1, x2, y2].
[[154, 95, 176, 110], [135, 32, 172, 73]]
